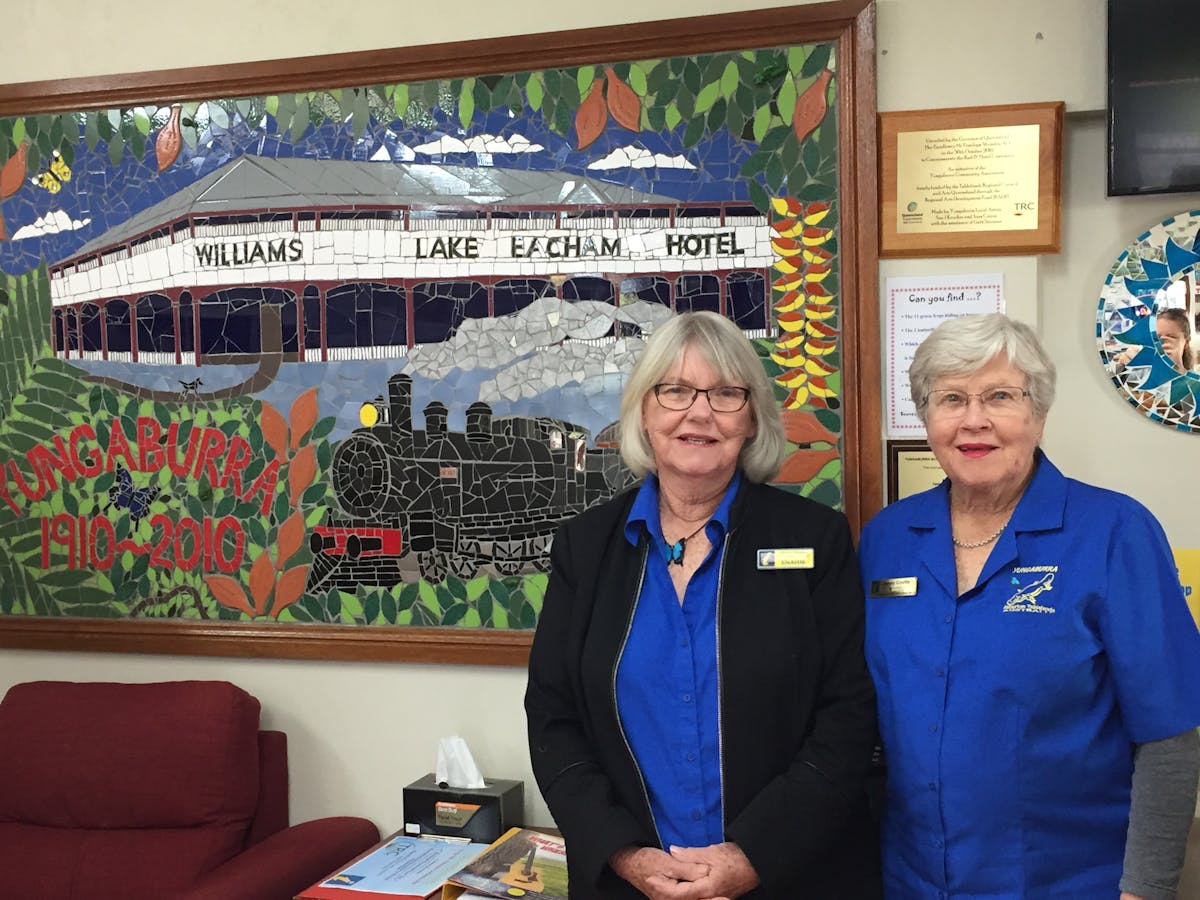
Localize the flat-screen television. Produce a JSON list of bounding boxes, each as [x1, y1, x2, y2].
[[1107, 0, 1200, 196]]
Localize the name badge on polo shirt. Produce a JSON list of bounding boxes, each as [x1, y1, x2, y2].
[[757, 548, 814, 570], [869, 577, 918, 598]]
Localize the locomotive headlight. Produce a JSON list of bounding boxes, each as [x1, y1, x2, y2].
[[359, 402, 380, 428]]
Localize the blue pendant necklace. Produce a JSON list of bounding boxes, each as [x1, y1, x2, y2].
[[664, 521, 709, 566]]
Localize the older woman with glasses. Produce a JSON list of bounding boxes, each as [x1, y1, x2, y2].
[[859, 313, 1200, 900], [527, 311, 881, 900]]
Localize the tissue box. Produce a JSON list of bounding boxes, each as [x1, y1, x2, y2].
[[402, 773, 524, 843]]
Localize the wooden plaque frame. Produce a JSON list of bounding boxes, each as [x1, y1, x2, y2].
[[879, 101, 1063, 258]]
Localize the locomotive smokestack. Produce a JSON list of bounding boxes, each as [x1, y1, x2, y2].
[[466, 401, 493, 442], [424, 401, 448, 436], [388, 374, 413, 447]]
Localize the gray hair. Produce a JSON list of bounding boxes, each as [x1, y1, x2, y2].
[[909, 313, 1056, 424], [619, 311, 788, 483]]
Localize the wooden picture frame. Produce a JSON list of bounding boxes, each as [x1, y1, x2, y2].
[[886, 439, 944, 504], [879, 101, 1063, 258], [0, 0, 880, 665]]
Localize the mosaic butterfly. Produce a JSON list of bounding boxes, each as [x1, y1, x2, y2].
[[30, 150, 72, 193], [106, 465, 161, 527]]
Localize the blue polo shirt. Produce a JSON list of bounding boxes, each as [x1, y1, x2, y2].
[[615, 472, 741, 850], [859, 451, 1200, 899]]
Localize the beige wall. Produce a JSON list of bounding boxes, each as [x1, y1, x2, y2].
[[3, 0, 1200, 858]]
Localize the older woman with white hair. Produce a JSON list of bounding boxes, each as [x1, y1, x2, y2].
[[859, 312, 1200, 900], [526, 311, 881, 900]]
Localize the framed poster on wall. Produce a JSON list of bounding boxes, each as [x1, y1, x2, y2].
[[0, 1, 879, 663]]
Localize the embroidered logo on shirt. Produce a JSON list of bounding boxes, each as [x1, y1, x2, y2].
[[1004, 566, 1058, 614]]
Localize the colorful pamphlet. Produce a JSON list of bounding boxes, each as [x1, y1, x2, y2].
[[442, 827, 568, 900], [298, 832, 489, 900]]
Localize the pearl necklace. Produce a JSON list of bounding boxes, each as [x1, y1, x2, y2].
[[951, 520, 1009, 549]]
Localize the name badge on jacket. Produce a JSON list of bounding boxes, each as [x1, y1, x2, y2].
[[869, 577, 918, 598], [757, 548, 814, 570]]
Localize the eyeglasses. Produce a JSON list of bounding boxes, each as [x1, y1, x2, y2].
[[652, 383, 751, 412], [922, 386, 1031, 419]]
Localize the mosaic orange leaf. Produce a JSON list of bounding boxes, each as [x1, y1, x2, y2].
[[204, 574, 254, 617], [276, 512, 305, 568], [289, 387, 319, 449], [780, 408, 839, 446], [248, 550, 275, 612], [271, 565, 310, 617], [288, 445, 317, 504], [260, 402, 289, 460], [775, 447, 839, 484]]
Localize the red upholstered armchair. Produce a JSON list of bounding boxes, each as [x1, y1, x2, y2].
[[0, 680, 380, 900]]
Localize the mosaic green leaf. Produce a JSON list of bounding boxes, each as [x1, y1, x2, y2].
[[525, 73, 543, 112], [477, 591, 493, 626], [720, 102, 748, 141], [8, 532, 42, 557], [764, 155, 786, 193], [778, 75, 797, 126], [444, 576, 468, 604], [576, 66, 596, 99], [458, 78, 476, 131], [788, 45, 808, 75], [707, 98, 727, 134], [682, 116, 706, 148], [739, 151, 768, 179], [746, 180, 770, 214], [629, 63, 649, 97], [720, 60, 740, 98], [799, 180, 831, 202], [803, 138, 821, 176], [389, 83, 408, 120], [802, 44, 832, 77], [381, 591, 398, 623], [694, 81, 720, 115], [760, 124, 791, 154], [552, 101, 571, 136], [39, 569, 94, 589], [290, 95, 309, 140], [418, 578, 439, 612]]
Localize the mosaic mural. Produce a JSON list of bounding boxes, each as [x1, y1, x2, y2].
[[0, 43, 847, 629], [1096, 209, 1200, 433]]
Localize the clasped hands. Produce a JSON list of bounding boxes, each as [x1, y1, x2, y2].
[[609, 841, 760, 900]]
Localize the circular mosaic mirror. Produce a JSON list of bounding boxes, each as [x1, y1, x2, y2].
[[1097, 209, 1200, 432]]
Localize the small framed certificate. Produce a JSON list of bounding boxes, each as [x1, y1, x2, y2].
[[880, 101, 1063, 257], [887, 440, 946, 504]]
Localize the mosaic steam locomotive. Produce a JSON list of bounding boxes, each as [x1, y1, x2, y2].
[[309, 373, 634, 587]]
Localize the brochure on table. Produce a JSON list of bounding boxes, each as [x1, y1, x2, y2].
[[442, 827, 568, 900], [298, 833, 489, 900]]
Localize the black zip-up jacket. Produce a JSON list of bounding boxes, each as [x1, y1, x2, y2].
[[525, 477, 882, 899]]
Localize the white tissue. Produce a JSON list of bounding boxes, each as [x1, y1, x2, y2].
[[435, 735, 486, 789]]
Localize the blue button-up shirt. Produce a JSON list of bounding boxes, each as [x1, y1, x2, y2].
[[615, 472, 741, 849], [859, 452, 1200, 897]]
